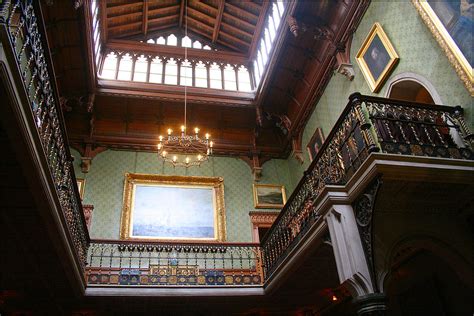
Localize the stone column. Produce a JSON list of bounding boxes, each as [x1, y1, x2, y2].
[[326, 204, 387, 314]]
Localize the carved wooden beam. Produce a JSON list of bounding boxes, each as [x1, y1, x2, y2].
[[291, 129, 304, 164], [78, 144, 107, 173], [335, 35, 355, 81], [212, 0, 224, 43], [179, 0, 185, 28], [142, 0, 148, 36], [100, 0, 108, 42], [248, 0, 270, 59]]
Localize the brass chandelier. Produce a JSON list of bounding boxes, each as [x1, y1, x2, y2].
[[157, 0, 213, 167]]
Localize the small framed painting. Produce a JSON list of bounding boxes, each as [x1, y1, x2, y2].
[[307, 128, 325, 161], [253, 184, 286, 209], [356, 22, 399, 92], [77, 178, 85, 200]]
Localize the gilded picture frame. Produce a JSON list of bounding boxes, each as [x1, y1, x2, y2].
[[253, 184, 286, 209], [356, 23, 399, 92], [120, 173, 226, 241], [307, 128, 325, 162], [412, 0, 473, 96], [77, 178, 85, 200]]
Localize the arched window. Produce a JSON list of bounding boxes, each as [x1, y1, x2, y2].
[[209, 63, 222, 89], [253, 60, 261, 83], [133, 55, 148, 82], [195, 61, 208, 88], [180, 59, 192, 86], [117, 53, 133, 80], [156, 36, 166, 45], [277, 1, 285, 16], [147, 39, 155, 44], [203, 45, 211, 50], [149, 57, 163, 83], [268, 15, 277, 41], [238, 66, 252, 92], [182, 36, 192, 48], [164, 58, 178, 85], [167, 34, 177, 46], [101, 52, 118, 79], [223, 64, 237, 91], [193, 41, 202, 49]]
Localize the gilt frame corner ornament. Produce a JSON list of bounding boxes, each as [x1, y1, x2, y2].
[[356, 22, 399, 93], [120, 173, 226, 242], [76, 178, 85, 200], [253, 183, 287, 209], [412, 0, 474, 96]]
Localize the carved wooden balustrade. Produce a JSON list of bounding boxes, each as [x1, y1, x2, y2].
[[0, 0, 89, 267], [260, 93, 473, 280], [86, 240, 263, 286]]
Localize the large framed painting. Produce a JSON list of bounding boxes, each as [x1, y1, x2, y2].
[[412, 0, 473, 95], [253, 184, 286, 209], [356, 23, 399, 92], [307, 128, 325, 162], [120, 173, 226, 241]]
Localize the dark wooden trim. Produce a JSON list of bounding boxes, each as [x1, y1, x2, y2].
[[225, 2, 258, 21], [142, 0, 148, 36], [106, 39, 248, 64], [100, 0, 108, 42], [212, 0, 224, 43], [179, 0, 185, 28], [248, 0, 270, 59]]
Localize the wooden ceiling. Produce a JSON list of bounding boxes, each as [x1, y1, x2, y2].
[[41, 0, 370, 165], [104, 0, 269, 55]]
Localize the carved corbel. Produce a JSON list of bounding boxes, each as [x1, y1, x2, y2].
[[76, 144, 107, 173], [352, 177, 383, 292], [291, 130, 304, 164], [240, 154, 270, 182], [286, 15, 299, 37], [334, 36, 355, 81], [73, 0, 84, 9]]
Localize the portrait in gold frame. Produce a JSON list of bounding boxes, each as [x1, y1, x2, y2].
[[412, 0, 473, 96], [356, 23, 399, 93], [120, 173, 226, 241], [253, 184, 286, 209]]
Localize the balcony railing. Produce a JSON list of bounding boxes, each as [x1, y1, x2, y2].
[[261, 93, 473, 279], [0, 0, 89, 267], [86, 240, 263, 286]]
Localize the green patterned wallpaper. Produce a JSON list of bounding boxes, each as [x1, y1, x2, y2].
[[71, 148, 295, 242], [288, 1, 474, 182]]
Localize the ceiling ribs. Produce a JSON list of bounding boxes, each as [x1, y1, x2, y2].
[[225, 3, 258, 20], [249, 0, 269, 59], [100, 1, 108, 42], [142, 0, 148, 36], [179, 0, 185, 27], [212, 1, 224, 43]]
